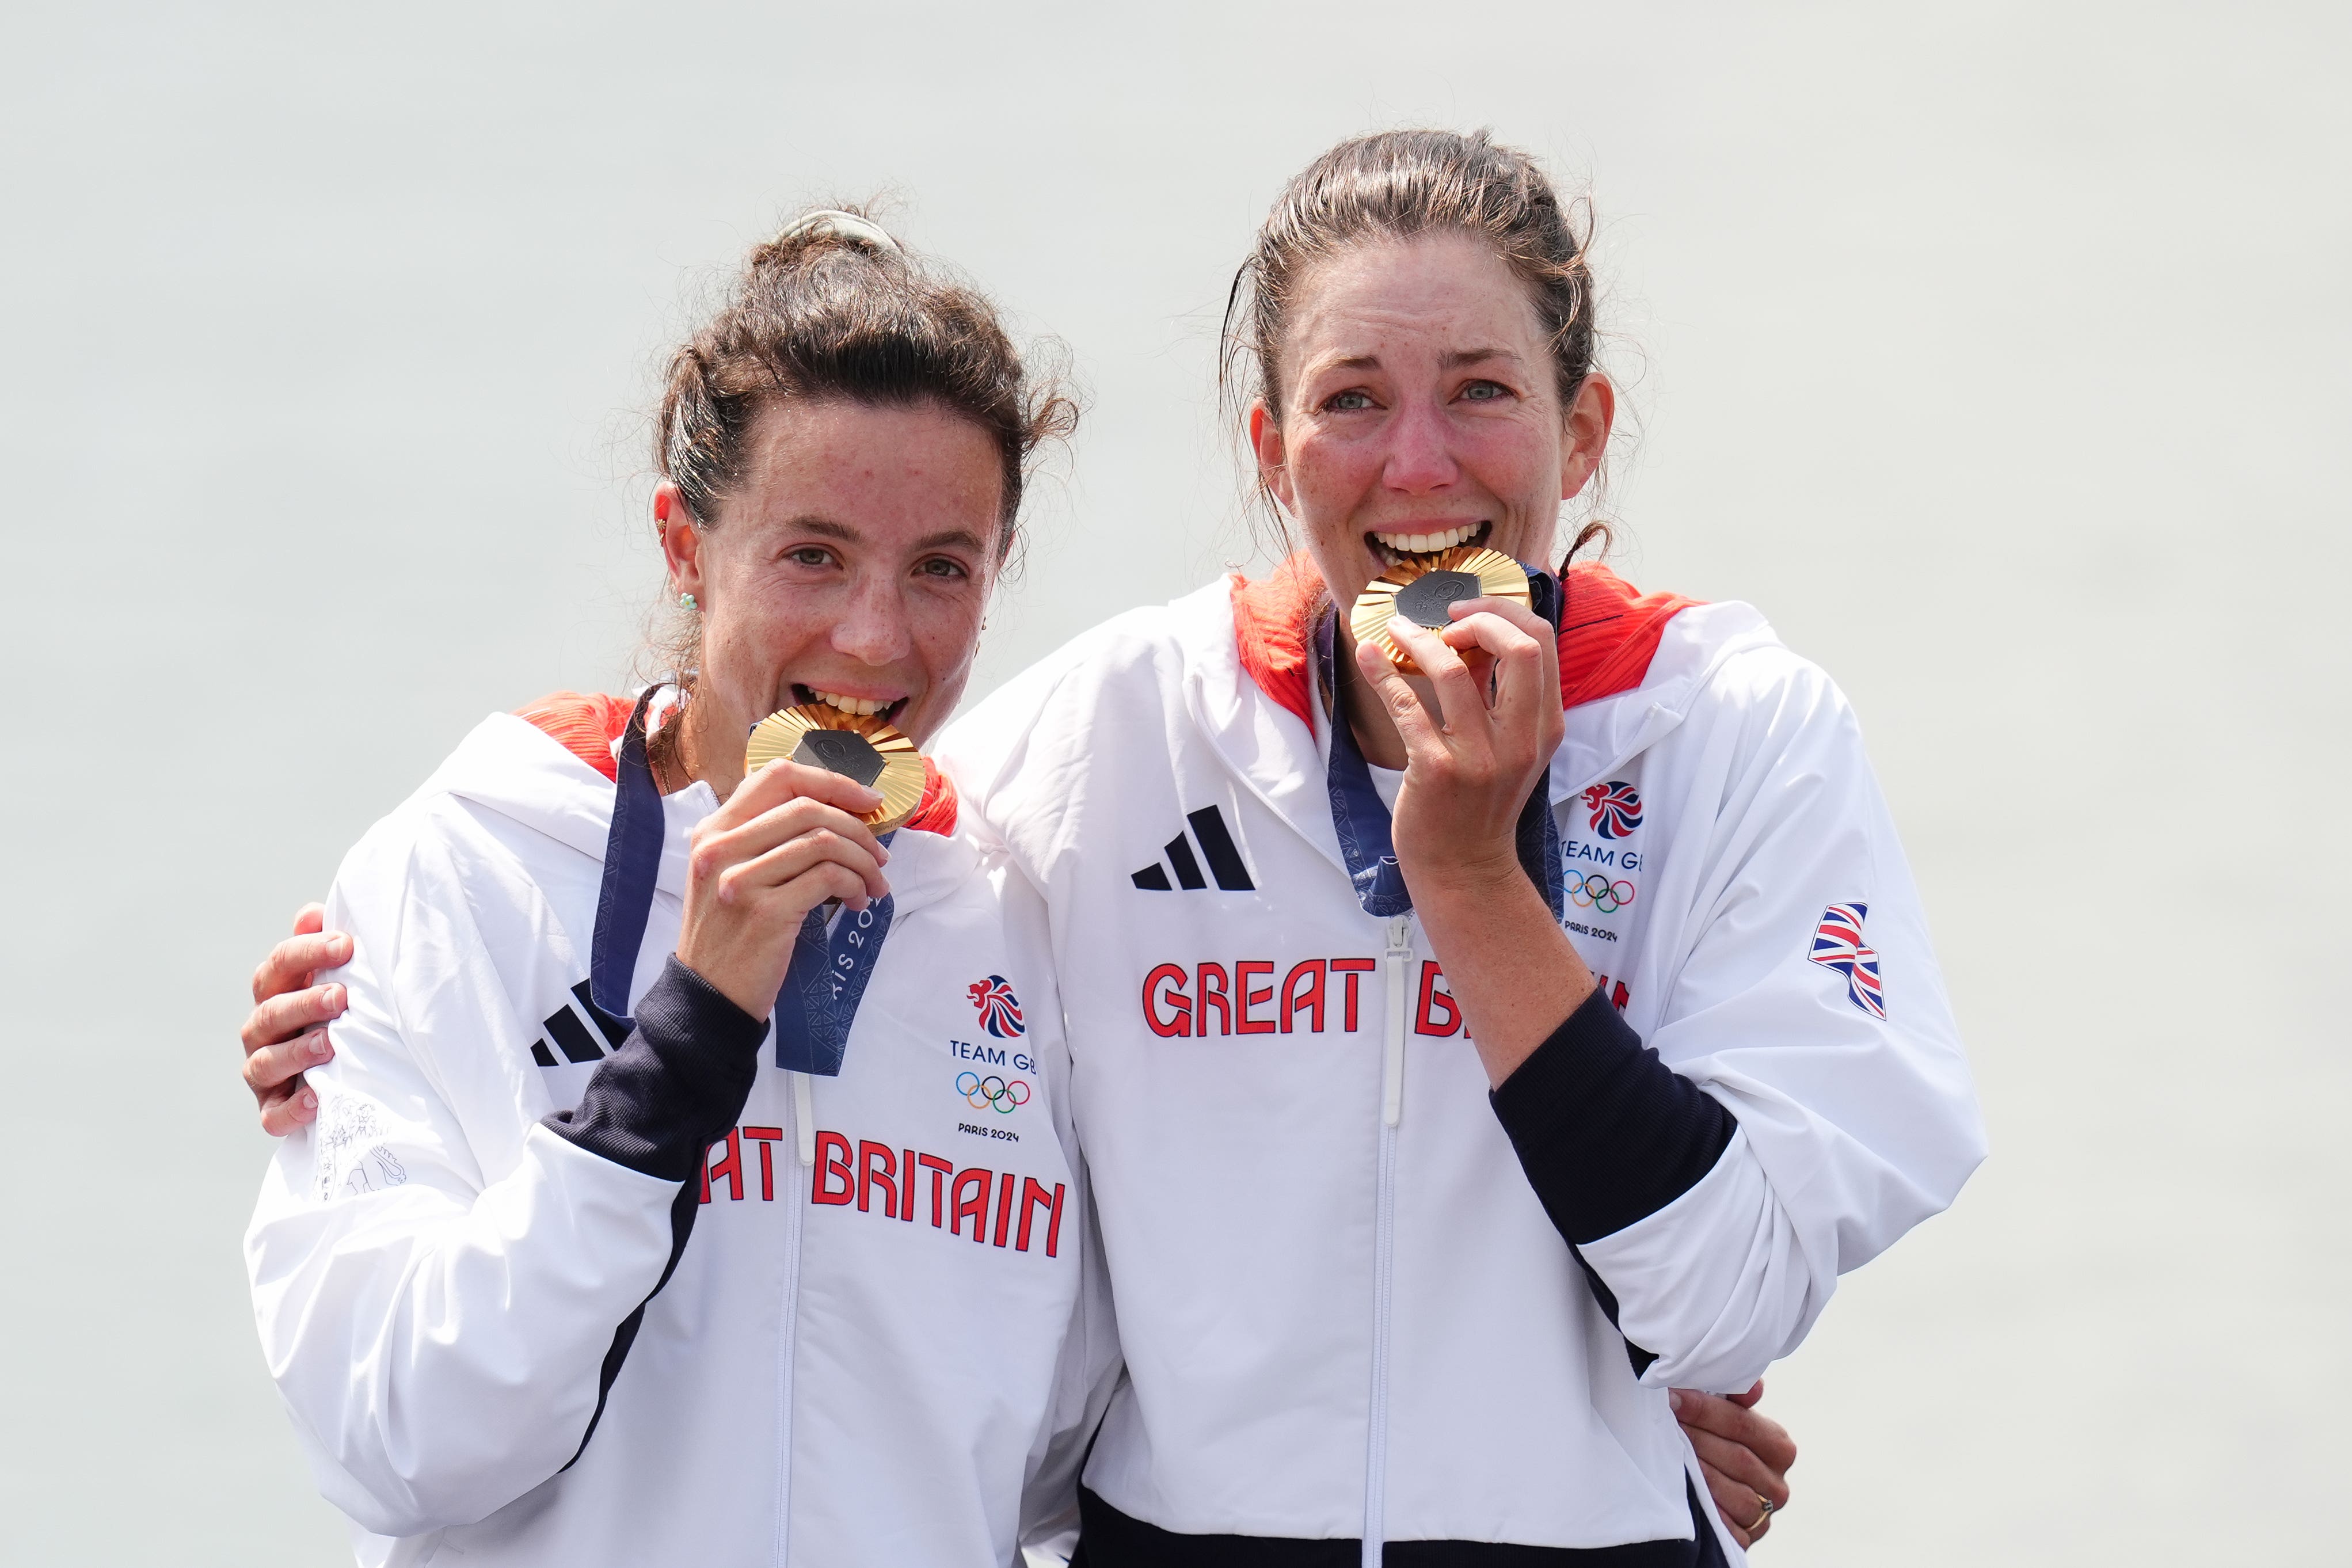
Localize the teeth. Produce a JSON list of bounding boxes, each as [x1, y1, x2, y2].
[[1373, 524, 1481, 556], [810, 690, 892, 717]]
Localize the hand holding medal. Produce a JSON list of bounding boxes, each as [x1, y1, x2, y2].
[[671, 703, 912, 1021], [738, 703, 923, 1076], [1347, 548, 1563, 905]]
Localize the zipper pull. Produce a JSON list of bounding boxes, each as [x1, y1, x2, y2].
[[1381, 915, 1411, 1128], [792, 1071, 816, 1168]]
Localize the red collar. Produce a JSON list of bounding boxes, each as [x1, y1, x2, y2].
[[1230, 551, 1701, 729], [511, 691, 960, 836]]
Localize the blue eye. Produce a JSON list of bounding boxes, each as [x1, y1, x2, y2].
[[1460, 380, 1509, 402], [1324, 389, 1376, 412]]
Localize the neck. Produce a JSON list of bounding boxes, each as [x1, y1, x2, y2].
[[1334, 623, 1419, 771], [672, 690, 749, 801]]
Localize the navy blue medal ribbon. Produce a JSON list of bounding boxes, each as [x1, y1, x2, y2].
[[1317, 608, 1413, 917], [588, 687, 896, 1074], [587, 687, 668, 1030], [1315, 564, 1567, 922], [769, 895, 894, 1076]]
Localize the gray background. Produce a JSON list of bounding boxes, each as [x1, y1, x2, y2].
[[2, 2, 2343, 1562]]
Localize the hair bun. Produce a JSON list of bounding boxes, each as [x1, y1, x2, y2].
[[772, 208, 901, 255]]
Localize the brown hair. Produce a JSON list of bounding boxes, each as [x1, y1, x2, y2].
[[659, 208, 1074, 540], [645, 207, 1076, 702], [1220, 128, 1612, 565]]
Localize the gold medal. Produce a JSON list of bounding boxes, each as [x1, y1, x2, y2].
[[1349, 546, 1529, 674], [744, 705, 928, 832]]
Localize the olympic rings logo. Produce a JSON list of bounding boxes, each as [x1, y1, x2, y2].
[[957, 1071, 1032, 1116], [1568, 872, 1636, 914]]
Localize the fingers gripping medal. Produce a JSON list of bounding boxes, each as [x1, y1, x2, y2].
[[1349, 545, 1530, 675], [745, 706, 927, 832]]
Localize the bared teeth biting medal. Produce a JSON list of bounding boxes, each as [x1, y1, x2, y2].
[[1349, 545, 1529, 675], [744, 705, 927, 832]]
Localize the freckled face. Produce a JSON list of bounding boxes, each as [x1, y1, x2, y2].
[[664, 397, 1003, 785], [1252, 232, 1608, 615]]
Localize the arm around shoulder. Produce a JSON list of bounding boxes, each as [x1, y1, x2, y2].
[[243, 819, 692, 1536]]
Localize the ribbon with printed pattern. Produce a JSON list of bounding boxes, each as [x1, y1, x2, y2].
[[770, 895, 894, 1075]]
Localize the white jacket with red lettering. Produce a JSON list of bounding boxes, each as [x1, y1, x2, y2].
[[244, 697, 1116, 1567], [934, 558, 1986, 1563]]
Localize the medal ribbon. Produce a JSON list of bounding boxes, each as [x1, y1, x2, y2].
[[1315, 564, 1567, 923], [588, 687, 667, 1029], [589, 686, 896, 1074], [769, 895, 895, 1076]]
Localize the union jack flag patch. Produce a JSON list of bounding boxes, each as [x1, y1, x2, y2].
[[1809, 903, 1885, 1018]]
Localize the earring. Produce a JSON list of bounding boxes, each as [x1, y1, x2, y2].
[[679, 592, 697, 612]]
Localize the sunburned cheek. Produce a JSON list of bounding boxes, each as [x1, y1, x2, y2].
[[1289, 430, 1380, 504]]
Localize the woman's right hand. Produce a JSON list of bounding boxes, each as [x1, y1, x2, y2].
[[675, 759, 893, 1019], [242, 904, 352, 1135]]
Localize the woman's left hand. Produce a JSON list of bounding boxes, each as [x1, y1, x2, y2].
[[1354, 597, 1564, 902], [1674, 1383, 1796, 1548]]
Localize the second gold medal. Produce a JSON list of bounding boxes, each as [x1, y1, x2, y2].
[[1349, 546, 1529, 675], [744, 705, 928, 832]]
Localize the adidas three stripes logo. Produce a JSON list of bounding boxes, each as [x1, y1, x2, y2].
[[1132, 805, 1255, 892], [530, 980, 631, 1067]]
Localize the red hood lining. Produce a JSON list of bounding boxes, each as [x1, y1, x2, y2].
[[509, 692, 960, 837], [1230, 552, 1702, 729]]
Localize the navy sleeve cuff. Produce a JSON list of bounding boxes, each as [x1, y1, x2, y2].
[[1489, 985, 1737, 1246], [542, 956, 766, 1183]]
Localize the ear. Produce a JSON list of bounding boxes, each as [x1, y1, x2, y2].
[[1249, 400, 1297, 513], [656, 484, 706, 599], [1559, 374, 1616, 501]]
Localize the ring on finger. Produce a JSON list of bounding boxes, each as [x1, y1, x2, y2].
[[1746, 1493, 1775, 1533]]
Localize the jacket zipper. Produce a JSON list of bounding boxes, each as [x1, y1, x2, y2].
[[772, 1070, 813, 1568], [1363, 914, 1411, 1567]]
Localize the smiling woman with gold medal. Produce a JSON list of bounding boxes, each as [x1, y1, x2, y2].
[[238, 213, 1119, 1567], [231, 135, 1954, 1566], [932, 130, 1983, 1563]]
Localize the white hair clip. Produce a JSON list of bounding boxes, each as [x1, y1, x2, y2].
[[775, 209, 901, 253]]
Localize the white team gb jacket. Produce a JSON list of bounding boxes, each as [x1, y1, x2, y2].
[[935, 560, 1988, 1562], [245, 700, 1114, 1567]]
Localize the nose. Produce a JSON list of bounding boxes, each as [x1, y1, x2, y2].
[[830, 575, 915, 667], [1380, 398, 1461, 495]]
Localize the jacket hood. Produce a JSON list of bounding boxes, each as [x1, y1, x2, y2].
[[409, 692, 972, 914]]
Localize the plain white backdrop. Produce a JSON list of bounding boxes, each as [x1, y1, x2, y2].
[[2, 2, 2344, 1562]]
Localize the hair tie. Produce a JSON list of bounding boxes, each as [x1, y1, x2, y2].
[[775, 209, 901, 254]]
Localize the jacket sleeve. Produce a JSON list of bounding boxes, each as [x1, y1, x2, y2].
[[242, 820, 763, 1536], [1495, 651, 1986, 1392]]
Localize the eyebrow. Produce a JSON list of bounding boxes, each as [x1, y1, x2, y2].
[[1318, 345, 1522, 374], [1441, 346, 1520, 370], [783, 517, 989, 554], [910, 527, 989, 554]]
